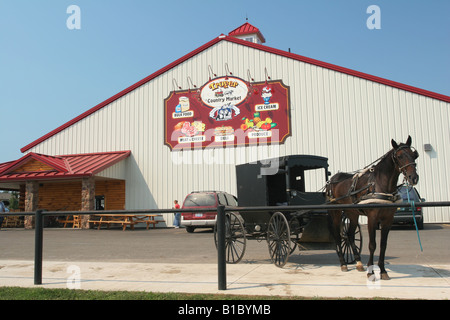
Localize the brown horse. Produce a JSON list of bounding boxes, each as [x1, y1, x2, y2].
[[327, 136, 419, 280]]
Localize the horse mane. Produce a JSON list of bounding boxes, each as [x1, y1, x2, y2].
[[372, 148, 394, 171], [328, 146, 397, 185]]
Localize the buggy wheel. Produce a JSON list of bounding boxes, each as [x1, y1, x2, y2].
[[340, 215, 362, 265], [267, 212, 291, 268], [214, 212, 246, 264], [288, 216, 302, 255]]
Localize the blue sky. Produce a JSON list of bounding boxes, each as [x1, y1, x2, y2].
[[1, 0, 449, 163]]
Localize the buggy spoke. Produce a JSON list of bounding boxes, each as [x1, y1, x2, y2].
[[267, 212, 291, 268], [339, 215, 363, 265], [214, 212, 246, 264]]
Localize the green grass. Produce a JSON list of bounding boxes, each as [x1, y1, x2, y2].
[[0, 287, 401, 300], [0, 287, 309, 300]]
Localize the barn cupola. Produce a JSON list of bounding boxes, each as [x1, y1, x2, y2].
[[228, 22, 266, 44]]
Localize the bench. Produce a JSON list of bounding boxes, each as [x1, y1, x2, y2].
[[1, 215, 23, 228], [58, 215, 81, 228], [134, 215, 165, 229], [89, 219, 132, 231], [89, 214, 164, 231]]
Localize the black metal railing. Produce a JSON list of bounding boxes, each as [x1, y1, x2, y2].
[[217, 201, 450, 290], [2, 201, 450, 290]]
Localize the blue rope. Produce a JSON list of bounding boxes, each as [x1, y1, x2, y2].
[[405, 183, 423, 252]]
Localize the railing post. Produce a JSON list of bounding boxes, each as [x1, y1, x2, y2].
[[217, 205, 226, 290], [34, 209, 43, 285]]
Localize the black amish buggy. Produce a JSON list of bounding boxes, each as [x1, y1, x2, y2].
[[214, 155, 362, 267]]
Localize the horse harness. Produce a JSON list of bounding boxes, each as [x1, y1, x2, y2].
[[327, 167, 400, 206]]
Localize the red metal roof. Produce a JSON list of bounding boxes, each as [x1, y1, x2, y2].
[[228, 22, 266, 43], [0, 151, 131, 182], [20, 28, 450, 153], [0, 153, 69, 174]]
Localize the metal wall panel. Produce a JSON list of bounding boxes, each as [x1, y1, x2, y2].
[[29, 40, 450, 223]]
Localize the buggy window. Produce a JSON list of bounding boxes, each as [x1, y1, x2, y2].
[[302, 168, 327, 192], [183, 194, 216, 207]]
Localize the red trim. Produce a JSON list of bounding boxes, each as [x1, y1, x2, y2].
[[20, 35, 450, 153]]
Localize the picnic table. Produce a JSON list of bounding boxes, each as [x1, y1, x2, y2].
[[59, 215, 81, 228], [89, 214, 164, 231]]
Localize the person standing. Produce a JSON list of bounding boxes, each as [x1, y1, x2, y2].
[[173, 200, 181, 228], [0, 201, 6, 229]]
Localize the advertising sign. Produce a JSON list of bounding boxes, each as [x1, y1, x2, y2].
[[164, 76, 291, 150]]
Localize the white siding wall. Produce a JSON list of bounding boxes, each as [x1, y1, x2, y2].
[[29, 40, 450, 223]]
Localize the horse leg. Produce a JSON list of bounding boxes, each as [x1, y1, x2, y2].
[[347, 212, 364, 272], [378, 213, 394, 280], [349, 226, 365, 272], [366, 213, 378, 279], [328, 210, 347, 272]]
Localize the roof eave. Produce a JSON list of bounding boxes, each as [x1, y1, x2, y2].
[[0, 173, 92, 183]]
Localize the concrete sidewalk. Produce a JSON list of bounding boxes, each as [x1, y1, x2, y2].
[[0, 259, 449, 299]]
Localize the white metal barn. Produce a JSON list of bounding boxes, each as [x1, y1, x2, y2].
[[2, 23, 449, 225]]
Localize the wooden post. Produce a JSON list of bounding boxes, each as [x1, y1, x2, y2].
[[24, 181, 39, 229], [81, 177, 95, 229]]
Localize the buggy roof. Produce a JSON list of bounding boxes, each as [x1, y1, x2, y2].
[[238, 155, 329, 170], [281, 155, 328, 169]]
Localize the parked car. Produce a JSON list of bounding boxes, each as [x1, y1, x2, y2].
[[181, 191, 238, 233], [394, 185, 424, 229]]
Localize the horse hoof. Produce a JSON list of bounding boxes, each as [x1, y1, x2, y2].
[[356, 262, 365, 272], [341, 265, 348, 272], [380, 273, 391, 280]]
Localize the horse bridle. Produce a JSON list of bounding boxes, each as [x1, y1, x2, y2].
[[392, 145, 419, 175]]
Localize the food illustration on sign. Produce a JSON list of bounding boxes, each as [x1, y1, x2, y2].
[[214, 125, 234, 136], [261, 86, 272, 104], [255, 85, 279, 112], [173, 96, 194, 119], [175, 96, 190, 113], [174, 121, 205, 137], [214, 125, 235, 142], [241, 112, 277, 131]]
